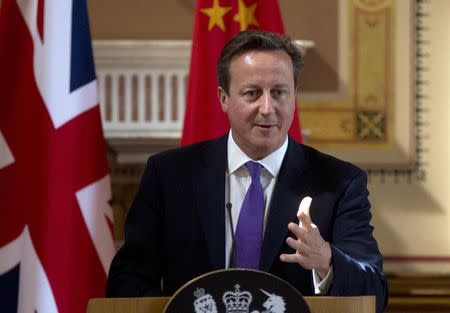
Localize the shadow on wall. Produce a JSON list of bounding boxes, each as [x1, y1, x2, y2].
[[369, 179, 446, 273], [301, 49, 339, 92]]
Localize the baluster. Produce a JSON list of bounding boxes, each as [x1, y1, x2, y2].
[[97, 71, 106, 123], [177, 71, 186, 130], [111, 72, 119, 125], [164, 72, 172, 129], [124, 72, 132, 125], [137, 72, 145, 127], [150, 72, 158, 127]]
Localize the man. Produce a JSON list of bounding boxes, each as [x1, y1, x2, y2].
[[106, 30, 387, 313]]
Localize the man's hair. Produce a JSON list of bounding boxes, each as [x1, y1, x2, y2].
[[217, 29, 304, 94]]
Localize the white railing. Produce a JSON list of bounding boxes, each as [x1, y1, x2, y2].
[[93, 40, 192, 139], [97, 69, 188, 138]]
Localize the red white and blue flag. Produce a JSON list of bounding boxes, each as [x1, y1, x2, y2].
[[0, 1, 115, 312]]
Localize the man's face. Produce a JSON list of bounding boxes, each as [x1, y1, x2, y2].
[[218, 50, 296, 160]]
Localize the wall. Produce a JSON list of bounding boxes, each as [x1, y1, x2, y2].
[[370, 0, 450, 273]]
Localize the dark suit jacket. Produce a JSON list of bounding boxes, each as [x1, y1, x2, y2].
[[106, 134, 388, 313]]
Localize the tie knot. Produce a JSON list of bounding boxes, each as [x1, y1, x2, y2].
[[245, 161, 262, 181]]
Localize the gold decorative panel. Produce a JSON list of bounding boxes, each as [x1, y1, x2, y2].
[[299, 0, 414, 169]]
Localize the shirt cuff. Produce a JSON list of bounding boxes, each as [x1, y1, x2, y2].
[[312, 266, 333, 295]]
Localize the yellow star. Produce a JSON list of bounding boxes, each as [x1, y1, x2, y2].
[[233, 0, 260, 31], [200, 0, 232, 32]]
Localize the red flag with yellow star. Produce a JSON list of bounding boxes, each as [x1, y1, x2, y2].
[[181, 0, 302, 146]]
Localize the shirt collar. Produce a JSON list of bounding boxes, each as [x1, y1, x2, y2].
[[227, 130, 288, 178]]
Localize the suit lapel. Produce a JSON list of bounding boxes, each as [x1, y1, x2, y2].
[[260, 139, 312, 271], [193, 135, 228, 270]]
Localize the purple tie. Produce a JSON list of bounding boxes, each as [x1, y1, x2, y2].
[[235, 161, 264, 269]]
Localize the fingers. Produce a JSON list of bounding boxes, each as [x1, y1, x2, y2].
[[286, 224, 309, 259], [280, 197, 331, 271], [288, 222, 306, 241], [298, 196, 312, 217], [285, 236, 308, 254], [297, 196, 313, 230], [281, 232, 331, 271], [298, 212, 314, 231], [279, 252, 304, 264], [288, 221, 317, 244]]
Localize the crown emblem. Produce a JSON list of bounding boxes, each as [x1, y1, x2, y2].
[[193, 288, 218, 313], [222, 284, 253, 313]]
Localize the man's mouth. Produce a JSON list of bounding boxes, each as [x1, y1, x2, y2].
[[255, 124, 275, 129]]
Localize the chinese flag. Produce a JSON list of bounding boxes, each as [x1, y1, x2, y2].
[[0, 1, 114, 312], [181, 0, 302, 146]]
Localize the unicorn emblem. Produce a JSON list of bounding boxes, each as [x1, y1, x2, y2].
[[250, 289, 286, 313]]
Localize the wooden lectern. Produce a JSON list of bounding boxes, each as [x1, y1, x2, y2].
[[87, 296, 375, 313], [96, 269, 375, 312]]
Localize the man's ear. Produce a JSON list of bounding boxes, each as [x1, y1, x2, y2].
[[217, 86, 228, 112]]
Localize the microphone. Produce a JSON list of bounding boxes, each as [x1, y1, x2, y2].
[[226, 202, 237, 268]]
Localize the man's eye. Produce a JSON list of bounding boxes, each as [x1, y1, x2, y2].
[[245, 90, 257, 97], [243, 90, 259, 98], [272, 89, 287, 98]]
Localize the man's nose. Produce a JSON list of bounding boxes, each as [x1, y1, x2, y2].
[[259, 92, 275, 115]]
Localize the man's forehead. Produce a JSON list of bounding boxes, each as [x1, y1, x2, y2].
[[229, 50, 292, 75], [230, 49, 291, 64], [238, 82, 291, 89], [228, 50, 294, 85]]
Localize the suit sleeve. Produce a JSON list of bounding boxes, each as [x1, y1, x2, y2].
[[328, 171, 388, 313], [106, 157, 164, 297]]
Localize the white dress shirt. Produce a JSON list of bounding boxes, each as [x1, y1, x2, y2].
[[224, 131, 333, 294]]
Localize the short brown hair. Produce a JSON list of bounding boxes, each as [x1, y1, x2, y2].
[[217, 30, 303, 94]]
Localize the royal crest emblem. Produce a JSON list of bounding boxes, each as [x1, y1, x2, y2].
[[191, 284, 286, 313], [165, 269, 309, 313]]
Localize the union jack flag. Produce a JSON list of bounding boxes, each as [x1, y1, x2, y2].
[[0, 1, 115, 312]]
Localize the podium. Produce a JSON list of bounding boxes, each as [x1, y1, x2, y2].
[[97, 269, 376, 312], [87, 296, 375, 313]]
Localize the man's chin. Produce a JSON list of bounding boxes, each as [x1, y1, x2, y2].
[[249, 139, 282, 157]]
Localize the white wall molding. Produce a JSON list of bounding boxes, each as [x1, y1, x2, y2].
[[93, 40, 192, 68]]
